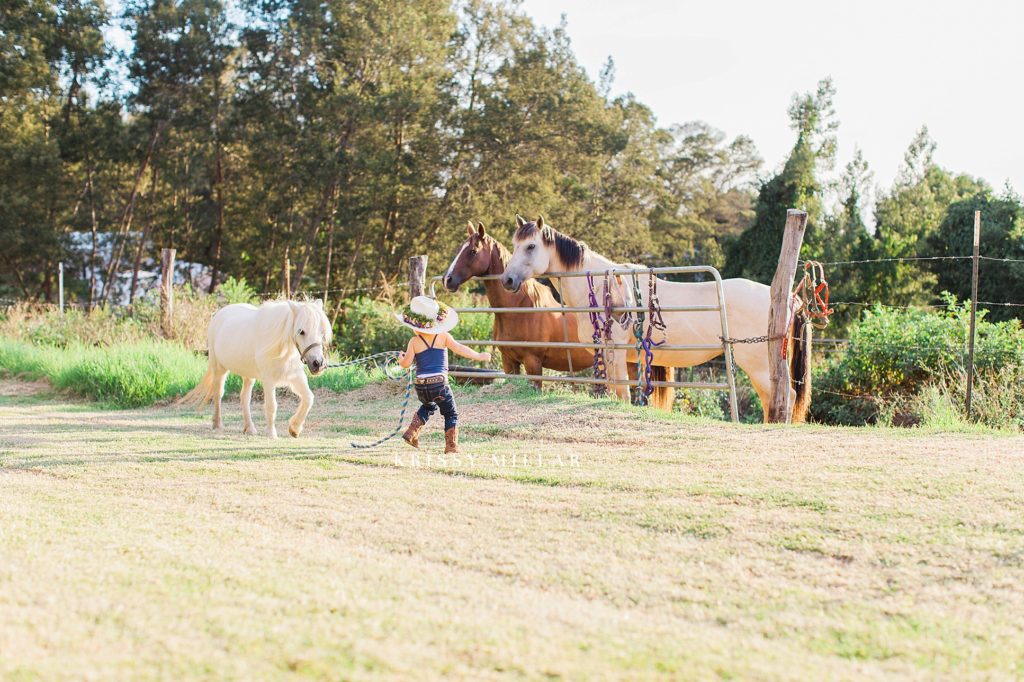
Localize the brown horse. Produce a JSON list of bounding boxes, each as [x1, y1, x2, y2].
[[443, 222, 674, 410]]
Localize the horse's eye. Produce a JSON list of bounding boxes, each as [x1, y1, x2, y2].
[[527, 243, 536, 251]]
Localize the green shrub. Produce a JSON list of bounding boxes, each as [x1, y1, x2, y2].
[[812, 297, 1024, 428], [331, 292, 494, 359]]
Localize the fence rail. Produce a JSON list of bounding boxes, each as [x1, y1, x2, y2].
[[423, 260, 740, 422]]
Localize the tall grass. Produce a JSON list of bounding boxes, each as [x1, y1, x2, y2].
[[0, 336, 379, 408]]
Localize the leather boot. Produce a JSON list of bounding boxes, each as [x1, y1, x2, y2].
[[444, 427, 459, 454], [403, 414, 425, 448]]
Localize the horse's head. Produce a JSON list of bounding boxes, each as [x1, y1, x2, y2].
[[504, 215, 586, 292], [289, 299, 332, 375], [503, 215, 549, 293], [444, 221, 493, 292]]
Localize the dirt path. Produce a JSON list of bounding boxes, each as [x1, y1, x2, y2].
[[2, 384, 1023, 680]]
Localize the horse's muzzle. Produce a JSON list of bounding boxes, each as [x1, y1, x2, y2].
[[444, 274, 461, 292], [502, 274, 521, 293], [307, 358, 326, 375]]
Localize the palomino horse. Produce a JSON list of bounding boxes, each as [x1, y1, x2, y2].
[[501, 216, 811, 422], [444, 221, 674, 410], [182, 298, 333, 437]]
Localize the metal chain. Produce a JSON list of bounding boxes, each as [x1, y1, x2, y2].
[[325, 350, 415, 449]]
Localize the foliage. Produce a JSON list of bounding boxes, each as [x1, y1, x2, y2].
[[331, 291, 494, 359], [724, 78, 837, 283], [216, 277, 258, 306], [0, 0, 760, 308], [812, 298, 1024, 428], [927, 190, 1024, 321]]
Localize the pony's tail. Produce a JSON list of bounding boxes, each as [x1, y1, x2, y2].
[[790, 312, 812, 423], [178, 358, 218, 411], [647, 365, 675, 412]]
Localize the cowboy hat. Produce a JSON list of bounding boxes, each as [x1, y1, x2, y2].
[[394, 295, 460, 334]]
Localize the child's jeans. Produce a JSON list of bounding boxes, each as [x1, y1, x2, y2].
[[415, 380, 459, 430]]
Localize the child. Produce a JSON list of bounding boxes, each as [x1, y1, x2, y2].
[[396, 296, 491, 454]]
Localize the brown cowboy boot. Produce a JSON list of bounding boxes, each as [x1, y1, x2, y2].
[[403, 414, 425, 448], [444, 427, 460, 454]]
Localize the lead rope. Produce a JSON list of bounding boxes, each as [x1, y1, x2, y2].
[[643, 274, 667, 400], [631, 272, 648, 404], [586, 272, 609, 393], [324, 350, 415, 449]]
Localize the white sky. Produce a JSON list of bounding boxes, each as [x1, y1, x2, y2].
[[519, 0, 1024, 200]]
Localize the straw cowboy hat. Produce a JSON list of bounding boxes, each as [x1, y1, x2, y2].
[[394, 295, 460, 334]]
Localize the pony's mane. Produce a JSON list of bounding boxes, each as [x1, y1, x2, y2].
[[261, 298, 332, 344], [513, 221, 588, 270]]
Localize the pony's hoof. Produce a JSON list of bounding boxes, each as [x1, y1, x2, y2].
[[243, 424, 256, 436], [267, 430, 278, 439], [288, 423, 302, 438]]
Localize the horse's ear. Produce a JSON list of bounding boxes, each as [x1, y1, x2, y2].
[[477, 222, 486, 238], [537, 215, 545, 229], [313, 298, 324, 310], [288, 300, 301, 318], [515, 214, 526, 228], [466, 220, 474, 236]]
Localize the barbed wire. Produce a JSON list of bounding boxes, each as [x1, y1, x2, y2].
[[800, 255, 971, 266], [255, 280, 411, 300]]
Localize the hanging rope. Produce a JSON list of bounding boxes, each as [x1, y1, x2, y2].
[[585, 272, 609, 392], [631, 273, 647, 404], [629, 272, 667, 405], [793, 260, 834, 330], [324, 350, 414, 449]]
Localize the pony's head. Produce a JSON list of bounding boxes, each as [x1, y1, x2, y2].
[[503, 214, 586, 292], [444, 221, 494, 292], [288, 299, 332, 375]]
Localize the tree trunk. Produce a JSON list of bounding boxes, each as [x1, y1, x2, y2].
[[322, 201, 337, 306], [129, 162, 159, 306], [86, 157, 99, 310], [208, 90, 226, 294], [101, 121, 165, 305]]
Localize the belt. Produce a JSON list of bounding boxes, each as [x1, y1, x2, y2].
[[415, 375, 447, 386]]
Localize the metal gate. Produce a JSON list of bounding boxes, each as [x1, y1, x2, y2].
[[435, 265, 739, 422]]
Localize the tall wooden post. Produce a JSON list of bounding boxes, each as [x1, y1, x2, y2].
[[966, 210, 981, 417], [767, 209, 808, 423], [160, 248, 175, 338], [409, 255, 427, 299], [58, 262, 64, 315], [282, 255, 291, 298]]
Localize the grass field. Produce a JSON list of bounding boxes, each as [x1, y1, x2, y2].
[[2, 377, 1024, 680]]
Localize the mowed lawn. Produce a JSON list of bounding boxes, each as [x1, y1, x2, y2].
[[2, 378, 1023, 681]]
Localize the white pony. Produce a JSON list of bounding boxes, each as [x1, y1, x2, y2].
[[182, 299, 333, 438], [501, 216, 811, 422]]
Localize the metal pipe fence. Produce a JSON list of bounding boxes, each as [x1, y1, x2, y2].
[[433, 265, 740, 421]]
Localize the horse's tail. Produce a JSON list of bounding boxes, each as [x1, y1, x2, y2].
[[790, 312, 812, 423], [648, 365, 674, 412], [178, 356, 218, 410]]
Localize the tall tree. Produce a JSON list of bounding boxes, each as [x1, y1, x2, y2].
[[724, 78, 837, 282]]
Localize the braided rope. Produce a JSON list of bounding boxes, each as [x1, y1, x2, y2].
[[324, 351, 415, 449], [631, 273, 647, 405], [586, 272, 609, 392]]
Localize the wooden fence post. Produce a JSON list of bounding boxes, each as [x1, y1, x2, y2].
[[160, 248, 175, 338], [58, 262, 64, 315], [966, 210, 981, 417], [767, 209, 809, 423], [409, 255, 427, 299], [282, 255, 291, 298]]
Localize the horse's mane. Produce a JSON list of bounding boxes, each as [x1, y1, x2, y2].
[[259, 298, 332, 345], [513, 221, 588, 270]]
